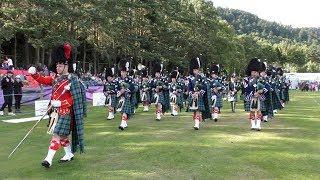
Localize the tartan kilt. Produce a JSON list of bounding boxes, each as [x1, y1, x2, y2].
[[119, 96, 133, 115], [216, 94, 223, 108], [187, 94, 205, 112], [154, 91, 165, 105], [175, 93, 184, 108], [244, 99, 266, 112], [284, 89, 289, 102], [132, 92, 138, 108], [140, 91, 151, 103], [53, 114, 72, 137], [108, 94, 118, 108], [262, 93, 274, 117], [208, 91, 223, 108], [272, 91, 283, 110], [227, 93, 238, 102]]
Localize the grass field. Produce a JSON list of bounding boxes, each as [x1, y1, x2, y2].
[[0, 90, 319, 179]]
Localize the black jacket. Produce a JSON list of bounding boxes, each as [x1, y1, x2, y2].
[[1, 76, 14, 95]]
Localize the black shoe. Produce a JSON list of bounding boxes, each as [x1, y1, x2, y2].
[[41, 160, 51, 168], [256, 128, 261, 131], [118, 126, 124, 130], [171, 113, 174, 116], [194, 127, 199, 130], [214, 118, 218, 122], [59, 157, 74, 163], [251, 128, 256, 130], [156, 118, 161, 121]]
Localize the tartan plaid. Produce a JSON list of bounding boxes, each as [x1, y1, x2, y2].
[[187, 94, 205, 112], [109, 94, 118, 108], [162, 90, 171, 113], [284, 88, 289, 102], [140, 91, 151, 103], [118, 95, 133, 117], [175, 93, 184, 108], [244, 98, 266, 112], [272, 88, 283, 110], [54, 114, 71, 136], [262, 92, 274, 117]]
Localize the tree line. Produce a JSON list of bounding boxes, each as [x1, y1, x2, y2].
[[1, 0, 319, 75]]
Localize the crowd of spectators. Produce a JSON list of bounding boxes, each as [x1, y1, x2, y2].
[[299, 81, 320, 91]]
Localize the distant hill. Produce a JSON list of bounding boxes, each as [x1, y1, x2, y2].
[[216, 7, 320, 44]]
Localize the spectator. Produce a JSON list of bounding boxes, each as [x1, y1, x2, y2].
[[0, 70, 15, 116], [1, 59, 9, 70], [13, 75, 24, 113], [5, 56, 14, 70]]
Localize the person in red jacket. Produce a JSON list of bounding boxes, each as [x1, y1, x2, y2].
[[28, 44, 86, 168]]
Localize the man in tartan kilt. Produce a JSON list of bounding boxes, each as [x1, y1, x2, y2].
[[139, 69, 151, 112], [169, 69, 184, 116], [207, 64, 224, 122], [28, 44, 86, 168], [103, 67, 117, 120], [243, 58, 266, 131], [259, 62, 274, 122], [129, 69, 139, 114], [116, 58, 135, 130], [151, 63, 169, 120], [228, 73, 241, 113], [187, 57, 209, 130]]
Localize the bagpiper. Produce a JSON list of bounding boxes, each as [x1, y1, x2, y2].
[[208, 64, 224, 121], [28, 44, 87, 168], [259, 62, 274, 122], [169, 69, 184, 116], [116, 58, 135, 130], [139, 68, 151, 112], [187, 57, 209, 130], [151, 63, 170, 120], [103, 67, 117, 120], [228, 73, 241, 113], [243, 58, 266, 131]]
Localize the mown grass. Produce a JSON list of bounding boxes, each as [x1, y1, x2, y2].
[[0, 90, 319, 179]]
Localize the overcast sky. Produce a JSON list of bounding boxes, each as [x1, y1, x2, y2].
[[211, 0, 320, 28]]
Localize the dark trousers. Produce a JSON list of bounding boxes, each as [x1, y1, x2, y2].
[[0, 94, 13, 112], [15, 94, 22, 109]]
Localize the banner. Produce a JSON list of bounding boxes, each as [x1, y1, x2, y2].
[[35, 100, 50, 116], [0, 86, 105, 105], [92, 92, 106, 106]]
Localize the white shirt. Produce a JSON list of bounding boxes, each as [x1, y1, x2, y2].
[[7, 58, 13, 66]]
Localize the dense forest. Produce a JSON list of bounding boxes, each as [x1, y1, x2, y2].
[[0, 0, 319, 75]]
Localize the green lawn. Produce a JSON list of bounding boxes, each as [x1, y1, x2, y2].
[[0, 90, 319, 179]]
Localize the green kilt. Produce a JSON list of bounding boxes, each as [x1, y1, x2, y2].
[[175, 93, 184, 108], [244, 99, 266, 112], [272, 90, 283, 110], [119, 96, 133, 116], [141, 91, 151, 103], [108, 94, 118, 108], [54, 113, 72, 136], [154, 91, 165, 104], [187, 94, 205, 112], [207, 91, 223, 108]]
